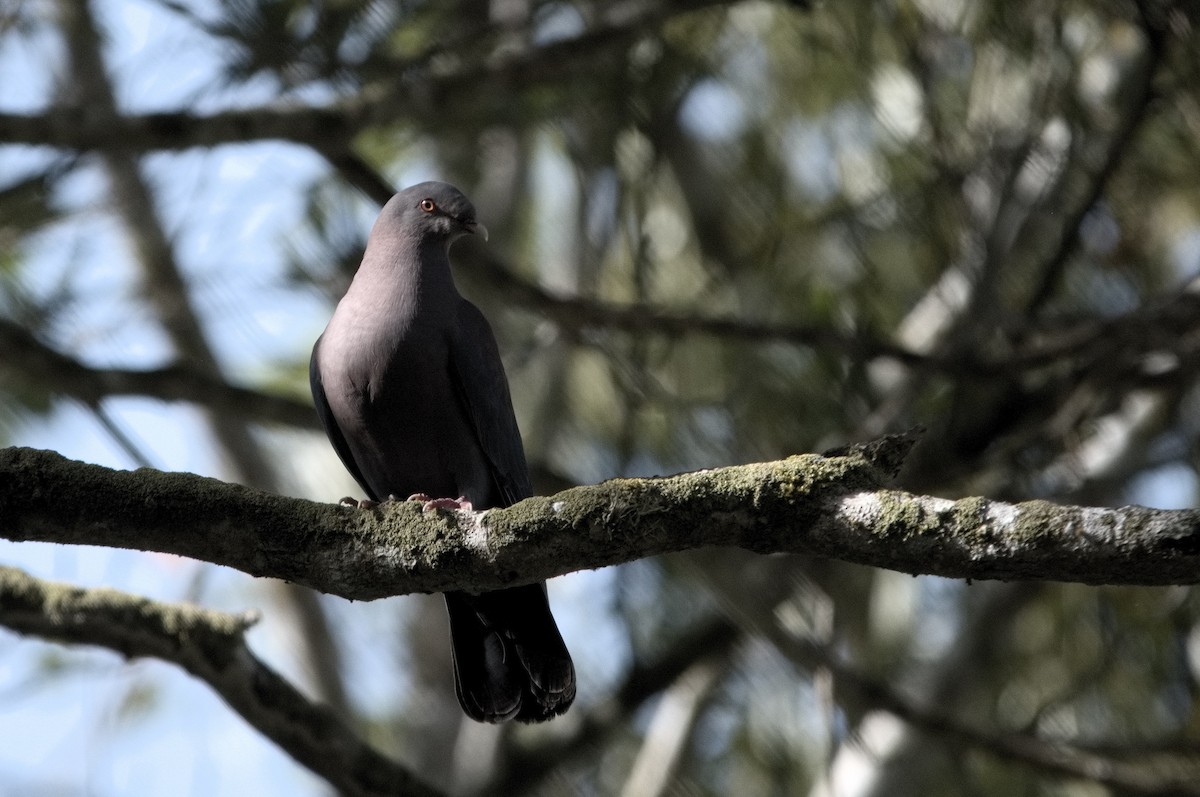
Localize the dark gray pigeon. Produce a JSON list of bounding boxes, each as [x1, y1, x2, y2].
[[310, 181, 575, 722]]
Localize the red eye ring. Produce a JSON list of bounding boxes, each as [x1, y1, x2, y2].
[[419, 198, 436, 213]]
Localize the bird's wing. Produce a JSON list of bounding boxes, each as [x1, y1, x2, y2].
[[447, 300, 534, 507], [310, 335, 377, 500]]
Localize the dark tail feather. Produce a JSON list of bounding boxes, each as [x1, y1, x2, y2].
[[444, 584, 575, 723]]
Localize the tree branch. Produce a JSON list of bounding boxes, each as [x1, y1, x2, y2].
[[325, 126, 1200, 390], [0, 0, 736, 153], [0, 319, 318, 430], [4, 433, 1200, 594], [0, 565, 444, 797], [463, 248, 932, 366], [774, 633, 1200, 795], [1021, 3, 1166, 313], [0, 106, 361, 152], [618, 653, 728, 797], [55, 0, 354, 721]]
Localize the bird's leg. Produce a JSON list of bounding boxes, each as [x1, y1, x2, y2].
[[406, 493, 475, 513]]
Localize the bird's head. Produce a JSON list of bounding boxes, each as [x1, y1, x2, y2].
[[386, 181, 488, 246]]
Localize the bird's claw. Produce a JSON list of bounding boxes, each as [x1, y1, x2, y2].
[[406, 493, 474, 513], [341, 496, 383, 509]]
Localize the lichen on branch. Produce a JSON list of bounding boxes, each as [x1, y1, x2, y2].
[[2, 432, 1200, 595]]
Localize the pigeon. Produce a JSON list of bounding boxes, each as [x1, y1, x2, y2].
[[310, 181, 575, 722]]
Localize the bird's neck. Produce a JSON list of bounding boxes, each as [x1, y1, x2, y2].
[[344, 237, 461, 321]]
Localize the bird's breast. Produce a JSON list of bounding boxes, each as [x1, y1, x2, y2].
[[318, 321, 485, 500]]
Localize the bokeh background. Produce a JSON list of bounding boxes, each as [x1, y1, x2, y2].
[[3, 0, 1200, 795]]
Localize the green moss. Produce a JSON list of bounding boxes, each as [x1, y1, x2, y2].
[[374, 503, 460, 566], [774, 455, 824, 498], [879, 491, 937, 539], [1010, 500, 1063, 547], [951, 496, 991, 545], [494, 495, 558, 542]]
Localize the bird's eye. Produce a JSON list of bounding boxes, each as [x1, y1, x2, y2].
[[420, 198, 436, 213]]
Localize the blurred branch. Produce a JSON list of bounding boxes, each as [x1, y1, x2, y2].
[[469, 248, 932, 365], [89, 402, 157, 468], [57, 0, 351, 721], [321, 151, 937, 368], [858, 4, 1172, 453], [5, 250, 1198, 437], [1021, 4, 1167, 313], [709, 568, 1200, 795], [774, 634, 1200, 796], [496, 589, 1200, 797], [0, 318, 319, 430], [1002, 287, 1200, 370], [7, 432, 1200, 596], [0, 105, 360, 152], [319, 148, 395, 206], [20, 32, 348, 738], [476, 255, 1200, 375], [618, 654, 728, 797], [57, 0, 280, 486], [0, 564, 444, 797], [0, 0, 736, 154], [326, 152, 1200, 392], [505, 592, 1200, 796]]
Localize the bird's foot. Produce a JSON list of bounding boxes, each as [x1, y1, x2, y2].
[[406, 493, 474, 513], [340, 495, 400, 510]]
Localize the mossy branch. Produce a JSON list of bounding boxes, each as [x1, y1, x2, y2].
[[3, 432, 1200, 595], [0, 565, 444, 797]]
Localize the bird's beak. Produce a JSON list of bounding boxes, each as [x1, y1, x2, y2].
[[466, 220, 489, 242]]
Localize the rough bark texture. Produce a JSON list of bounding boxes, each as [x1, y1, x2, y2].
[[4, 433, 1200, 596]]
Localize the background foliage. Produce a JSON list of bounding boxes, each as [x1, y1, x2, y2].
[[3, 0, 1200, 794]]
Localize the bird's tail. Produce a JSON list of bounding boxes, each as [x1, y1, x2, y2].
[[445, 584, 576, 723]]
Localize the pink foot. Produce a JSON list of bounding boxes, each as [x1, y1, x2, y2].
[[406, 493, 474, 513]]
